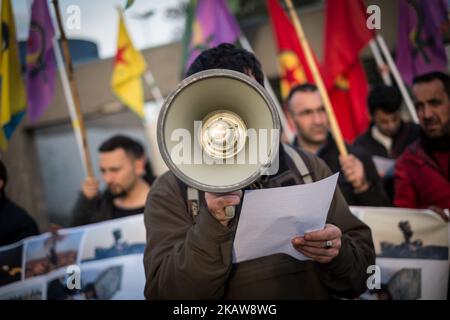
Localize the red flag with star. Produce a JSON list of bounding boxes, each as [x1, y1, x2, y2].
[[323, 0, 374, 142], [266, 0, 315, 99]]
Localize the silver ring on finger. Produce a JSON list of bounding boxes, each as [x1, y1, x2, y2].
[[324, 240, 333, 249], [224, 206, 235, 219]]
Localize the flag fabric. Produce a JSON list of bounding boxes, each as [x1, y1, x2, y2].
[[180, 0, 197, 76], [396, 0, 449, 85], [323, 0, 374, 142], [111, 11, 147, 118], [266, 0, 315, 99], [182, 0, 241, 73], [26, 0, 57, 123], [0, 0, 27, 150]]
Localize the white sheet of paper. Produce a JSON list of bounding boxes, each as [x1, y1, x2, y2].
[[372, 155, 396, 175], [232, 173, 339, 263]]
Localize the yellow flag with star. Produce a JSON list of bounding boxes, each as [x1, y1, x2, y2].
[[111, 11, 147, 118], [0, 0, 27, 150]]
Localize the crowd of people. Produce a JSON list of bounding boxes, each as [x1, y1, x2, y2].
[[1, 43, 449, 299]]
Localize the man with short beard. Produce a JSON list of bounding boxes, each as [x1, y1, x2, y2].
[[287, 83, 390, 207], [395, 72, 450, 222], [72, 135, 153, 226]]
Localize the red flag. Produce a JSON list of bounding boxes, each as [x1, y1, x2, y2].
[[266, 0, 315, 99], [323, 0, 374, 142]]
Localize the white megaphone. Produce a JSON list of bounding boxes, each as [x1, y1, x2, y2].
[[157, 69, 280, 216]]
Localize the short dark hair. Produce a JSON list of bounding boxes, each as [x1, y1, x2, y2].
[[413, 71, 450, 98], [367, 85, 402, 115], [0, 160, 7, 195], [286, 83, 318, 111], [98, 135, 156, 185], [185, 43, 264, 86], [99, 135, 145, 160]]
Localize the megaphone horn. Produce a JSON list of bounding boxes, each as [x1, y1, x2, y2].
[[157, 69, 280, 193]]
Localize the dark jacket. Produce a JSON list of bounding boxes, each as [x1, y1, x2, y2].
[[294, 134, 391, 206], [71, 191, 115, 226], [394, 140, 450, 209], [71, 191, 145, 226], [0, 196, 39, 246], [353, 122, 420, 159], [72, 173, 153, 226], [143, 147, 375, 300]]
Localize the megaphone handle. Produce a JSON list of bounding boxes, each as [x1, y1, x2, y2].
[[224, 206, 235, 219]]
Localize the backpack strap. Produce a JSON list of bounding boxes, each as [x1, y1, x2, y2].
[[282, 144, 313, 184], [187, 186, 200, 217]]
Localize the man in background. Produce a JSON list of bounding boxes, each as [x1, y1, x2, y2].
[[354, 85, 420, 199], [0, 159, 39, 246], [72, 135, 153, 226], [394, 71, 450, 222], [287, 83, 390, 207]]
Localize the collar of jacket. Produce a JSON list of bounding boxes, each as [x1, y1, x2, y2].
[[371, 125, 393, 153], [316, 132, 337, 158], [407, 140, 447, 175], [292, 132, 334, 156]]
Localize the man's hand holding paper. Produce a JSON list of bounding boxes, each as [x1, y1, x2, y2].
[[292, 223, 342, 264], [233, 173, 340, 263]]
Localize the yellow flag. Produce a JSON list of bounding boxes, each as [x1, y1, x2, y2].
[[111, 11, 147, 118], [0, 0, 27, 150]]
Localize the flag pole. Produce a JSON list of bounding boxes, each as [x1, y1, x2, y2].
[[114, 7, 167, 175], [283, 0, 347, 156], [238, 35, 295, 143], [369, 39, 392, 86], [142, 70, 168, 175], [51, 0, 94, 177], [375, 34, 419, 123]]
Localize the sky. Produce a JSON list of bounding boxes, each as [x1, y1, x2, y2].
[[13, 0, 185, 59]]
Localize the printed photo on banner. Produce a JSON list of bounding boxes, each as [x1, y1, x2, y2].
[[46, 264, 123, 300], [24, 230, 84, 279], [351, 207, 450, 300], [80, 215, 146, 263]]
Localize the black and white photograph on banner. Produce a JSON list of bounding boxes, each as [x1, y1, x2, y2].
[[0, 243, 24, 287], [24, 230, 84, 279], [89, 254, 147, 300], [367, 267, 422, 300], [352, 207, 450, 300], [356, 208, 449, 260], [46, 264, 124, 300], [47, 253, 145, 300], [80, 215, 146, 263], [79, 252, 146, 300]]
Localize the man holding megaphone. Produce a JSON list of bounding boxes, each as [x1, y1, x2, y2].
[[143, 43, 375, 300]]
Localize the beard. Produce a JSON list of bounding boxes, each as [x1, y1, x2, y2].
[[108, 184, 130, 198], [379, 125, 400, 138], [422, 116, 450, 138], [298, 125, 328, 146], [421, 123, 450, 151]]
